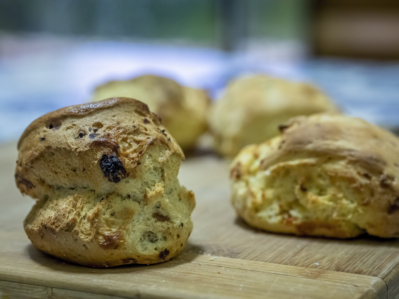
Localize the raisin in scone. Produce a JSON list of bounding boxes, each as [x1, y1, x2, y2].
[[15, 97, 195, 267], [92, 75, 210, 151], [230, 114, 399, 238], [209, 75, 339, 158]]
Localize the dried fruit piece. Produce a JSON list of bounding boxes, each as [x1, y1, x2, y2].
[[100, 154, 128, 183]]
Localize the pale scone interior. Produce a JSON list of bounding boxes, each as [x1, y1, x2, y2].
[[230, 114, 399, 238]]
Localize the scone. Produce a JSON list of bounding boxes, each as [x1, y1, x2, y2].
[[209, 75, 339, 157], [15, 98, 196, 267], [92, 75, 210, 151], [230, 114, 399, 238]]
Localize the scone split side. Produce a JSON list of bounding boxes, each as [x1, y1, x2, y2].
[[230, 114, 399, 238], [16, 98, 195, 267]]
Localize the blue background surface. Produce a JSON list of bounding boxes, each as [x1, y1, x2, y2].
[[1, 38, 399, 142]]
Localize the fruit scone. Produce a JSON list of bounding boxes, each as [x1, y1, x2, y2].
[[15, 97, 195, 267]]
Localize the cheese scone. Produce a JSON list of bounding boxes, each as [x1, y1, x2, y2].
[[15, 98, 195, 267], [210, 75, 339, 158], [92, 75, 210, 151], [230, 114, 399, 238]]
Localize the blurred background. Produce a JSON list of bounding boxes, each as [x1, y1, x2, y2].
[[0, 0, 399, 141]]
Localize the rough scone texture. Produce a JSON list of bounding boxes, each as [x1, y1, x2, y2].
[[92, 75, 210, 151], [209, 75, 339, 157], [16, 97, 195, 267], [230, 114, 399, 238]]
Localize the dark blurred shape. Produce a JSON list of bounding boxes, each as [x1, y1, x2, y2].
[[312, 0, 399, 60], [0, 0, 310, 54], [217, 0, 247, 51], [0, 0, 218, 46]]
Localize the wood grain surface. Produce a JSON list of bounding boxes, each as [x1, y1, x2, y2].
[[0, 141, 398, 298]]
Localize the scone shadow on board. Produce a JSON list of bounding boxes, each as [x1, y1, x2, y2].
[[182, 133, 218, 159], [234, 217, 399, 247], [183, 147, 217, 159], [25, 242, 204, 272]]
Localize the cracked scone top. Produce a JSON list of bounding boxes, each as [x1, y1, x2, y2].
[[15, 97, 195, 267], [230, 114, 399, 238], [209, 75, 339, 157]]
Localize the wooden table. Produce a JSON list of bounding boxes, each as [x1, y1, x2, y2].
[[1, 141, 398, 298]]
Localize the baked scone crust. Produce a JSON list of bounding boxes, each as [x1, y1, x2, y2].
[[16, 97, 195, 267], [230, 114, 399, 238], [92, 75, 210, 150], [210, 75, 339, 157]]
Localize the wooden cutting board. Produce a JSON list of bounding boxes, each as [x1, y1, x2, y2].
[[1, 140, 398, 299]]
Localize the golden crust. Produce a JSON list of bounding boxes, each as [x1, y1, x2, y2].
[[230, 114, 399, 238], [16, 97, 195, 267], [209, 75, 339, 157], [16, 97, 183, 196], [92, 75, 210, 150], [18, 97, 161, 149]]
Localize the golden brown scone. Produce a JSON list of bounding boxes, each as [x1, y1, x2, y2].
[[92, 75, 210, 151], [15, 98, 195, 267], [230, 114, 399, 238], [209, 75, 339, 158]]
